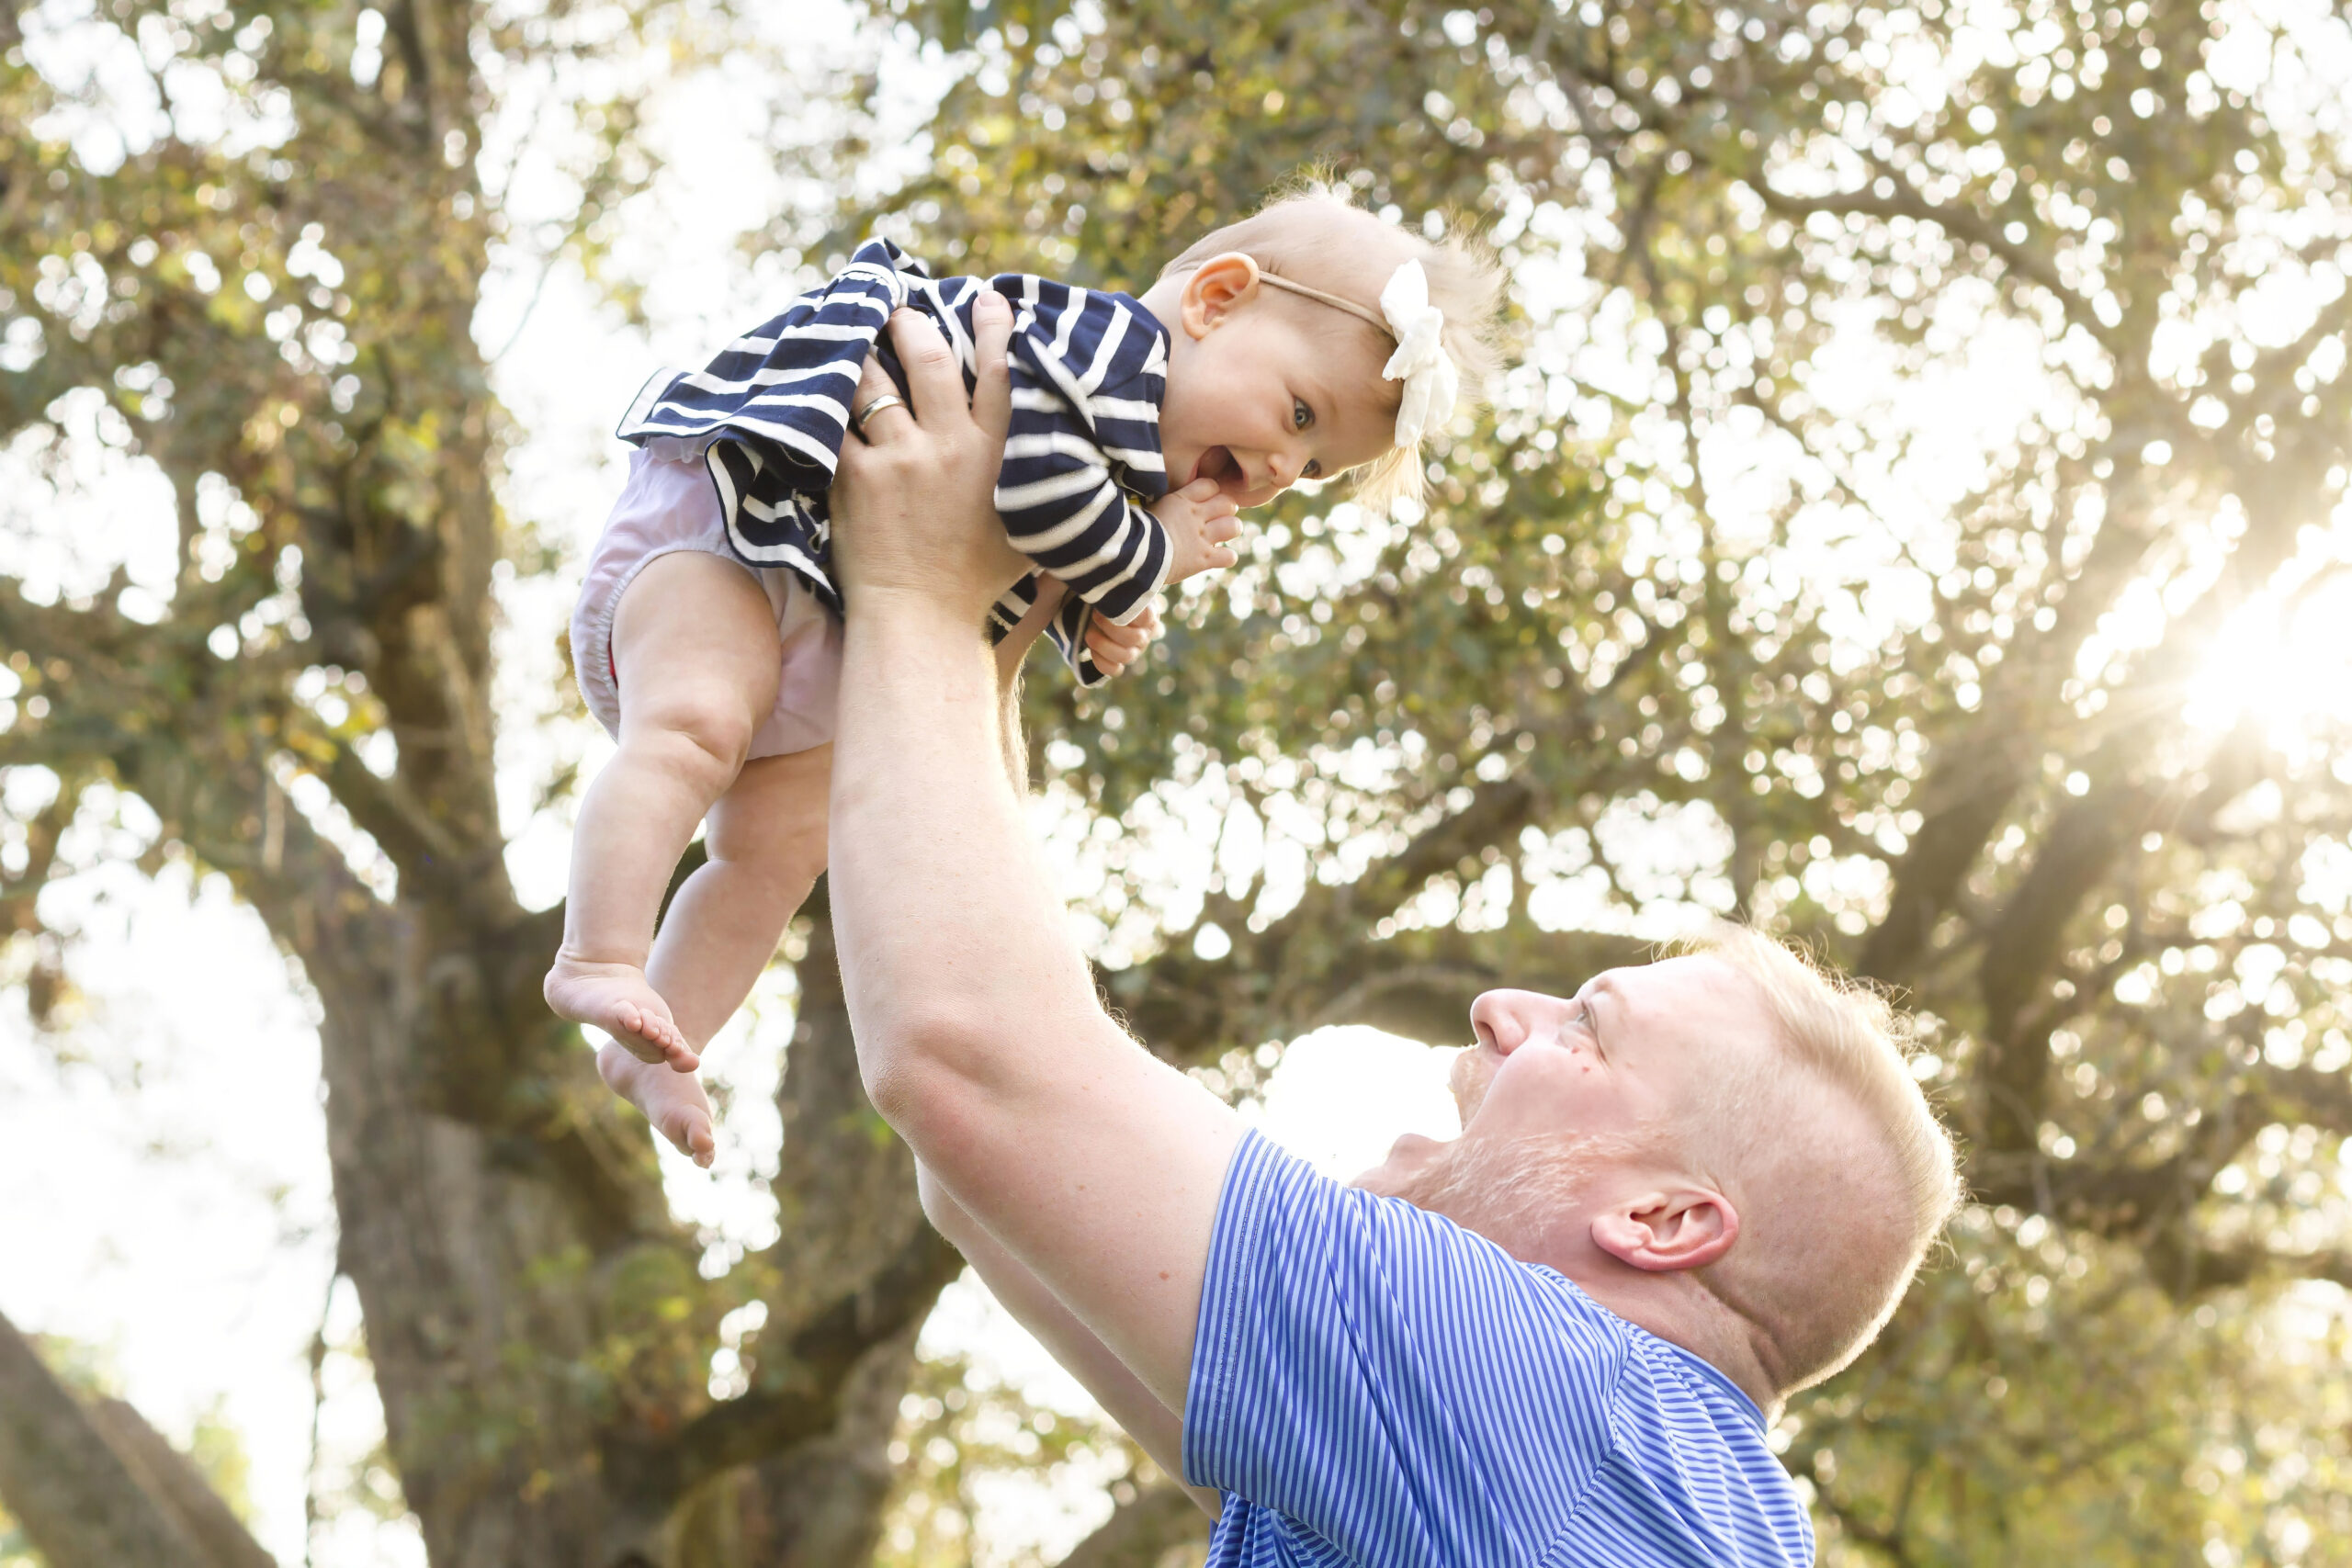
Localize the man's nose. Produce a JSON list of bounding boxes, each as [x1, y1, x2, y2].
[[1469, 989, 1550, 1055]]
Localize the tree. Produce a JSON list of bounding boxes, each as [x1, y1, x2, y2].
[[0, 1, 978, 1562], [6, 0, 2352, 1564]]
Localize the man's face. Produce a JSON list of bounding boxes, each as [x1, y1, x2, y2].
[[1353, 956, 1770, 1216]]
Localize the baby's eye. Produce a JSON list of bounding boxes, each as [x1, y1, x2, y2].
[[1292, 397, 1314, 431], [1302, 459, 1322, 479]]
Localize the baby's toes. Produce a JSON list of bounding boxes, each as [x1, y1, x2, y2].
[[663, 1107, 717, 1168], [608, 1001, 657, 1055], [629, 1000, 692, 1061], [657, 1025, 700, 1071]]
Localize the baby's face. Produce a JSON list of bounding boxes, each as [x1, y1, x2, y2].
[[1158, 299, 1398, 510]]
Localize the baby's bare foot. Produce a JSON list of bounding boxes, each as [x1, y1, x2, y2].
[[545, 956, 700, 1071], [598, 1039, 717, 1168]]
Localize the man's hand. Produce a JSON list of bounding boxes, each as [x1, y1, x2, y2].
[[1153, 477, 1244, 585], [831, 294, 1026, 620]]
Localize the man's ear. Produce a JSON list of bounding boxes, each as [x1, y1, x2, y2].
[[1180, 252, 1262, 338], [1590, 1188, 1739, 1273]]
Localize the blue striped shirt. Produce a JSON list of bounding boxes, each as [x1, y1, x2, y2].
[[1184, 1132, 1815, 1567], [615, 238, 1172, 684]]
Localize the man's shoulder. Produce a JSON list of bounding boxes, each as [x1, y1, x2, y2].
[[1195, 1137, 1811, 1566], [1537, 1334, 1812, 1566], [1222, 1143, 1645, 1456], [1257, 1145, 1806, 1526]]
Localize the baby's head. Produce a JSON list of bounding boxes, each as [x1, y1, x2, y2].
[[1138, 191, 1506, 511]]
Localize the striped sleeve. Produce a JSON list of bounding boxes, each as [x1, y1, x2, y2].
[[614, 239, 908, 480], [1182, 1133, 1623, 1568], [995, 286, 1171, 627]]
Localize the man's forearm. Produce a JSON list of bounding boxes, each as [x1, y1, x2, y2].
[[915, 1164, 1219, 1517], [989, 581, 1068, 794], [998, 659, 1029, 794], [831, 599, 1102, 1112], [830, 587, 1239, 1411]]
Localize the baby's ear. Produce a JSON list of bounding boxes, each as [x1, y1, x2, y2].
[[1182, 252, 1262, 336]]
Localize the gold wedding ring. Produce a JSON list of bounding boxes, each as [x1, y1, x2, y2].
[[853, 393, 907, 434]]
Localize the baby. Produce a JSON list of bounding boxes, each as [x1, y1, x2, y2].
[[551, 192, 1505, 1165]]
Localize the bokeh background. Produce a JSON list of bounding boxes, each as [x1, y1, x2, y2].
[[5, 0, 2352, 1563]]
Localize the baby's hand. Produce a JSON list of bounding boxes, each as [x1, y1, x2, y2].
[[1153, 477, 1242, 585], [1004, 577, 1160, 684], [1085, 602, 1159, 681]]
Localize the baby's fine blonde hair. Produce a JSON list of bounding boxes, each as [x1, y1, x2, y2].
[[1158, 183, 1507, 507]]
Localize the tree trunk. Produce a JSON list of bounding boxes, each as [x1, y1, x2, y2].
[[275, 861, 951, 1564]]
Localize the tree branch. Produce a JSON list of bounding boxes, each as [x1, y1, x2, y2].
[[1974, 775, 2156, 1152], [81, 1398, 277, 1568], [0, 1309, 255, 1568], [2141, 1238, 2352, 1295], [1106, 775, 1544, 1064], [664, 1224, 963, 1497], [1748, 178, 2123, 365], [1298, 924, 1657, 1045], [1057, 1480, 1215, 1568]]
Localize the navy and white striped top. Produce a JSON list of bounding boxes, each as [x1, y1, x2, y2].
[[615, 237, 1173, 684], [1184, 1132, 1815, 1567]]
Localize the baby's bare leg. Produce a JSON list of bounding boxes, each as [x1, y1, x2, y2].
[[547, 551, 782, 1068], [598, 745, 832, 1167]]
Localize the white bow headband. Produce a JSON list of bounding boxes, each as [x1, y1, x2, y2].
[[1253, 259, 1460, 447]]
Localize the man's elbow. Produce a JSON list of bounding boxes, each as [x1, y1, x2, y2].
[[857, 1008, 999, 1143], [856, 994, 1114, 1161], [913, 1159, 968, 1243]]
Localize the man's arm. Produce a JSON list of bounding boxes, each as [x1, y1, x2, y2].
[[914, 1162, 1221, 1518], [991, 590, 1051, 791], [967, 579, 1196, 1495], [827, 299, 1243, 1416], [992, 581, 1158, 784]]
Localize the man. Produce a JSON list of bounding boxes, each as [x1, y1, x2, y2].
[[823, 294, 1961, 1565]]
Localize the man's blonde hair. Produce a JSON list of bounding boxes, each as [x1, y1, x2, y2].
[[1679, 925, 1963, 1393], [1158, 183, 1507, 507]]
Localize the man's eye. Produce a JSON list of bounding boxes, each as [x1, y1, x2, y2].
[[1293, 397, 1314, 431]]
